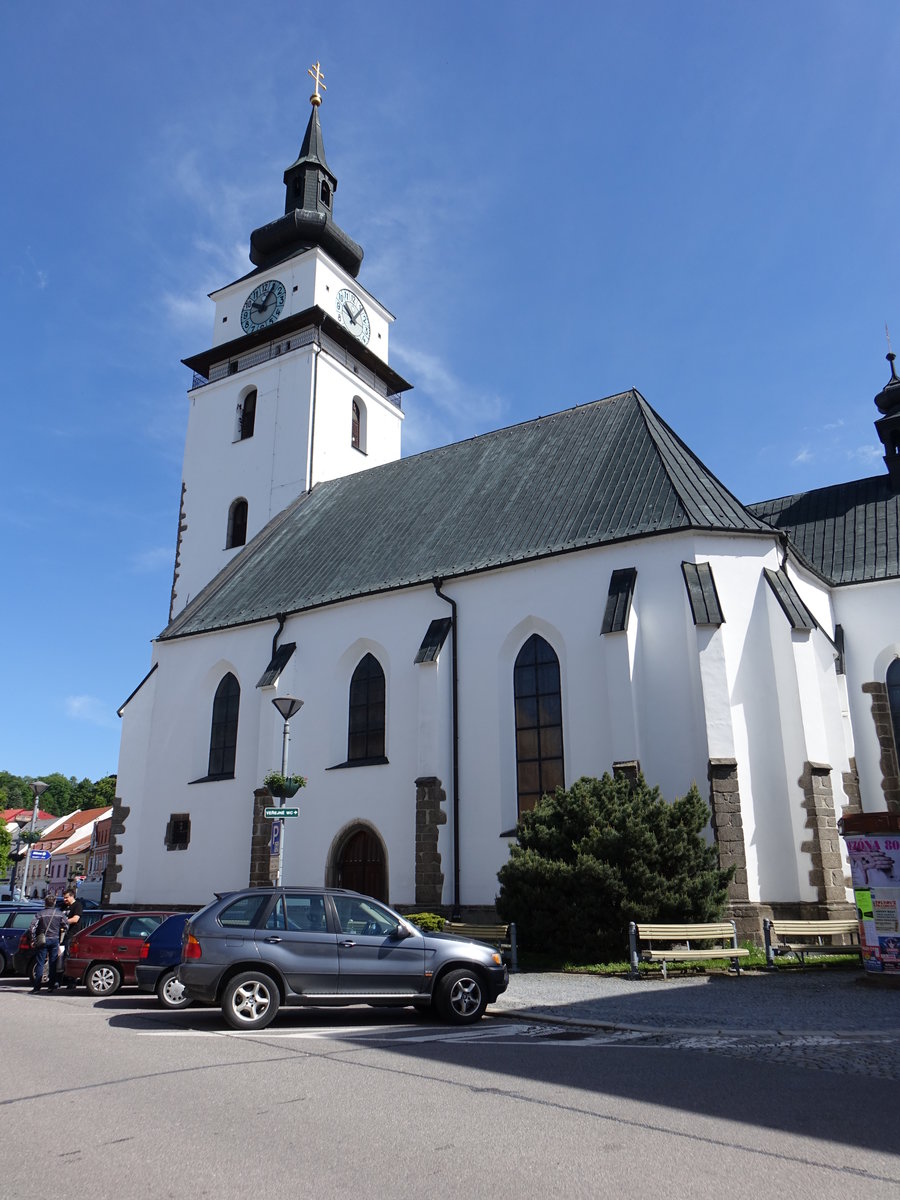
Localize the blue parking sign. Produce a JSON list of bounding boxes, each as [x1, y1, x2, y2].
[[269, 821, 281, 856]]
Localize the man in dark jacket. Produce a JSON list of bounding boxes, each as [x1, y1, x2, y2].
[[29, 896, 68, 992]]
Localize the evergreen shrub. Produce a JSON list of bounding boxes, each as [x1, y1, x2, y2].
[[403, 912, 446, 933], [496, 773, 734, 963]]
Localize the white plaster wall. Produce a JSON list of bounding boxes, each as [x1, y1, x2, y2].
[[308, 353, 403, 488], [208, 249, 392, 360], [833, 577, 900, 811], [175, 351, 315, 613], [117, 527, 859, 911]]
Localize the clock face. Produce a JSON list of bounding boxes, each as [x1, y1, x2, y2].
[[335, 288, 371, 345], [241, 279, 286, 334]]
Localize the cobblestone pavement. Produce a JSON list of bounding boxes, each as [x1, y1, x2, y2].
[[490, 969, 900, 1078]]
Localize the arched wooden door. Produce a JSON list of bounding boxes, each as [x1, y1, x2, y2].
[[336, 828, 387, 901]]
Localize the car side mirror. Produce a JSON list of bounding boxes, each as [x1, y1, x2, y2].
[[391, 923, 412, 940]]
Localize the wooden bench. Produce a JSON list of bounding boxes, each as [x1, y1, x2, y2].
[[763, 918, 861, 967], [444, 922, 518, 973], [629, 920, 749, 980]]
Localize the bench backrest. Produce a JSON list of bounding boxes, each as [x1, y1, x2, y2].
[[768, 920, 858, 938], [635, 922, 737, 941]]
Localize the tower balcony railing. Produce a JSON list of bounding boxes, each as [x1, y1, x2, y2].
[[189, 328, 402, 409]]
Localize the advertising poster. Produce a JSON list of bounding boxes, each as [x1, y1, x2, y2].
[[854, 887, 877, 949], [843, 830, 900, 974], [844, 834, 900, 888]]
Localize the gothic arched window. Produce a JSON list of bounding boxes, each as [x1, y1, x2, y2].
[[348, 653, 386, 762], [208, 673, 240, 779], [226, 498, 248, 548], [351, 399, 361, 449], [514, 634, 564, 815], [888, 659, 900, 763]]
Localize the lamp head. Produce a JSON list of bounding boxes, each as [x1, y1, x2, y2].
[[272, 696, 303, 722]]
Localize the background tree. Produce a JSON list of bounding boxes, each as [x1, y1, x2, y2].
[[497, 773, 734, 963], [0, 771, 117, 818], [0, 822, 11, 877]]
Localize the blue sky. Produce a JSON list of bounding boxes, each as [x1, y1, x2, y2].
[[2, 2, 899, 783]]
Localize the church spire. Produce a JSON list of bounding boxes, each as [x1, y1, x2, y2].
[[874, 338, 900, 490], [249, 60, 363, 277]]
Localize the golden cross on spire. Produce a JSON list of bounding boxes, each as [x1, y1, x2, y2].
[[308, 60, 326, 107]]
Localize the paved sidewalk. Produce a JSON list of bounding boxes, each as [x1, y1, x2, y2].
[[491, 968, 900, 1036]]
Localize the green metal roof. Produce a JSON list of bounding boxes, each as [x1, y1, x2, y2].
[[162, 389, 773, 640], [749, 475, 900, 585]]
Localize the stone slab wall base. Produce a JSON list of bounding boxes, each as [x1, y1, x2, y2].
[[249, 788, 277, 888], [414, 776, 447, 909]]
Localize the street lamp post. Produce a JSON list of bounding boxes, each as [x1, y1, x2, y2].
[[271, 697, 303, 887], [20, 780, 48, 900]]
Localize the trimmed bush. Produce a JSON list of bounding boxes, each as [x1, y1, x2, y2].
[[403, 912, 446, 933], [497, 773, 733, 963]]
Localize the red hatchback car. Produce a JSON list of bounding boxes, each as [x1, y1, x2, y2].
[[65, 911, 177, 995]]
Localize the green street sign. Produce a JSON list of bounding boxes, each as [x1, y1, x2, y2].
[[264, 806, 300, 819]]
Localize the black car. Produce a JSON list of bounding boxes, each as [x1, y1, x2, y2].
[[179, 887, 509, 1030], [136, 913, 192, 1008]]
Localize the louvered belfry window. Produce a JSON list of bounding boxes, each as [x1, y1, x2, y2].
[[514, 634, 564, 815]]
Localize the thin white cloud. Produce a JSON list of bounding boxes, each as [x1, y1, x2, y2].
[[792, 447, 813, 464], [848, 444, 882, 465], [392, 343, 507, 454], [131, 546, 173, 574], [65, 696, 118, 730]]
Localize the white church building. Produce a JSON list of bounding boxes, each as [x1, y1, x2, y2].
[[109, 79, 900, 940]]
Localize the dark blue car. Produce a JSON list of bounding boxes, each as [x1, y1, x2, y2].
[[0, 906, 41, 974], [135, 913, 192, 1008]]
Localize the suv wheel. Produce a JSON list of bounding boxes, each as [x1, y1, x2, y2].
[[435, 969, 487, 1024], [222, 971, 279, 1030], [85, 963, 122, 996], [157, 969, 192, 1010]]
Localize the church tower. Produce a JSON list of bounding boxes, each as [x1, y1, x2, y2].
[[170, 63, 411, 618]]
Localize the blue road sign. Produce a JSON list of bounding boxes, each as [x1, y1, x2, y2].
[[29, 850, 51, 860], [269, 822, 281, 856]]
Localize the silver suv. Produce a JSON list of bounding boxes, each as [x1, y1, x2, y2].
[[179, 887, 509, 1030]]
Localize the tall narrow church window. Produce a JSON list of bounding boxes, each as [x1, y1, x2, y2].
[[239, 389, 256, 440], [208, 673, 240, 779], [888, 659, 900, 763], [514, 634, 564, 815], [351, 400, 361, 449], [320, 180, 332, 208], [226, 498, 248, 548], [348, 653, 386, 762]]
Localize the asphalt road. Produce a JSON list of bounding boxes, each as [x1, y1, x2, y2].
[[2, 974, 898, 1200]]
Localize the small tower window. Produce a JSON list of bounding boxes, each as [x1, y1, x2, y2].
[[351, 397, 367, 453], [320, 180, 331, 208], [238, 389, 257, 440], [226, 498, 248, 549]]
